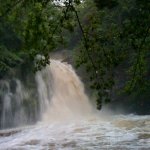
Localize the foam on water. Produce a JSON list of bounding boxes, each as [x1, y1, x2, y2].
[[0, 115, 149, 150]]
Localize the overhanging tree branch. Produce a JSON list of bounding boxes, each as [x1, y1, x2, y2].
[[72, 6, 98, 76]]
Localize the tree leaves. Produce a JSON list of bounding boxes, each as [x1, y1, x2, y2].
[[73, 0, 150, 109], [0, 0, 149, 110]]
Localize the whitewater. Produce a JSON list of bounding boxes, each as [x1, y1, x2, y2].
[[0, 60, 149, 150]]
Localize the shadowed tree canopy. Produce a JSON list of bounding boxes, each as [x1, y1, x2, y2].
[[0, 0, 150, 109], [94, 0, 118, 9]]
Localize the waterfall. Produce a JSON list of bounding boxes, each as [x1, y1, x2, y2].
[[0, 59, 93, 129], [0, 79, 39, 129], [0, 80, 26, 128], [0, 60, 149, 150], [36, 60, 93, 122]]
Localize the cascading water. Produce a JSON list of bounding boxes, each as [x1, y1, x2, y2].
[[0, 80, 31, 128], [36, 60, 93, 122], [0, 59, 149, 150], [0, 78, 39, 129]]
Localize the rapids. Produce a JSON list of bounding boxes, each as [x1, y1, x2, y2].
[[0, 115, 149, 150], [0, 60, 149, 150]]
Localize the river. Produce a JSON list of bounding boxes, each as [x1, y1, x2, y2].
[[0, 60, 149, 150]]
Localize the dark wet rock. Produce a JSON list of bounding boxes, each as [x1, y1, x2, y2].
[[62, 141, 76, 148], [24, 139, 40, 145], [0, 129, 21, 137], [138, 134, 150, 139]]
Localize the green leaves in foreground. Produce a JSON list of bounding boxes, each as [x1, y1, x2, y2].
[[74, 0, 150, 109]]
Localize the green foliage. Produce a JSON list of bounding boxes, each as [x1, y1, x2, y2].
[[0, 0, 149, 110], [94, 0, 118, 9], [121, 0, 150, 93], [0, 0, 65, 74], [73, 0, 150, 109], [0, 21, 23, 77]]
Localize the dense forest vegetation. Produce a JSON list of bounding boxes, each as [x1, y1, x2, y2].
[[0, 0, 150, 114]]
